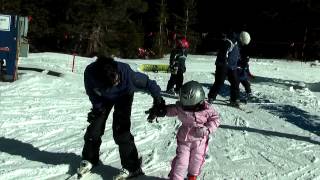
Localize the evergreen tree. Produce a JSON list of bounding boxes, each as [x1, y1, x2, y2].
[[101, 0, 148, 58], [143, 0, 169, 58], [0, 0, 21, 14], [1, 1, 319, 59]]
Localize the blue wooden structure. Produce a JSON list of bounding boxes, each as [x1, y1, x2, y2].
[[0, 14, 28, 82]]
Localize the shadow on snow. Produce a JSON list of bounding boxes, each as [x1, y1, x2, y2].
[[0, 137, 166, 180], [259, 104, 320, 136], [200, 80, 320, 137], [252, 75, 320, 92], [205, 74, 320, 93], [220, 125, 320, 145]]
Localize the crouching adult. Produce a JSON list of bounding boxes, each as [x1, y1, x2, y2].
[[79, 56, 165, 179]]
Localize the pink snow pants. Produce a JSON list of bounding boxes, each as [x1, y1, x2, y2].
[[169, 137, 209, 180]]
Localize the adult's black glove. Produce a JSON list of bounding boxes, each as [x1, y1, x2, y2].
[[145, 97, 166, 123], [145, 108, 158, 123], [153, 96, 166, 116], [87, 108, 105, 123]]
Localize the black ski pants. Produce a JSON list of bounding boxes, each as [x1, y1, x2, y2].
[[82, 94, 140, 172], [166, 69, 184, 92], [240, 79, 251, 94], [208, 65, 240, 102]]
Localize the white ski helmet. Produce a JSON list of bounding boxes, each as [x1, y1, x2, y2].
[[179, 81, 205, 107], [239, 31, 251, 45]]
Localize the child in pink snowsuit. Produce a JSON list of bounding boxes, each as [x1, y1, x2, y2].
[[166, 100, 220, 180], [148, 81, 220, 180]]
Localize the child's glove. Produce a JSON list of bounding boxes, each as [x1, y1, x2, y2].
[[153, 96, 166, 116], [145, 108, 158, 123], [194, 127, 210, 138]]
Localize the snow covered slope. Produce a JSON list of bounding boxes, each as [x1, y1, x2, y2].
[[0, 53, 319, 180]]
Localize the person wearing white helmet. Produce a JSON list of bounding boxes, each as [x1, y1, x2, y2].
[[208, 29, 242, 106], [239, 31, 251, 46], [237, 31, 254, 102]]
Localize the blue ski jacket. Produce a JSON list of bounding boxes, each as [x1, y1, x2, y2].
[[84, 61, 161, 109], [215, 34, 240, 70]]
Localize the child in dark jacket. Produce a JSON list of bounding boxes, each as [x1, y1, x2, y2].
[[166, 37, 189, 95]]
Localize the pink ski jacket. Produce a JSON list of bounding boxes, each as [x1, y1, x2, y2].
[[166, 101, 220, 142]]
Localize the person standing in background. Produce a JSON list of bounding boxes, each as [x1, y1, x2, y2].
[[166, 36, 189, 95], [237, 31, 253, 102], [208, 30, 242, 106]]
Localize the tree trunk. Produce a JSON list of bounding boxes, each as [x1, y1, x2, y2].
[[185, 8, 189, 38], [302, 26, 308, 62], [86, 26, 102, 56]]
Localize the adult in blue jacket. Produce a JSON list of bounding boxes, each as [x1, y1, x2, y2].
[[80, 56, 165, 179], [208, 31, 241, 106]]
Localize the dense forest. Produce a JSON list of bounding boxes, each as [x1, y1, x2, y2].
[[1, 0, 320, 60]]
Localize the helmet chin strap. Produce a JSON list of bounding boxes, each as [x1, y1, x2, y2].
[[181, 101, 205, 112]]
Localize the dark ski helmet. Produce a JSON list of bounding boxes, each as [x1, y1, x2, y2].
[[179, 81, 205, 107]]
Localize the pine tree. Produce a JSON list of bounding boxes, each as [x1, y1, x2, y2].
[[0, 0, 22, 14]]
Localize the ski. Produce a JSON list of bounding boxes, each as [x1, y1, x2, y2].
[[210, 100, 253, 113], [113, 175, 144, 180], [246, 102, 276, 105], [66, 171, 92, 180], [113, 171, 145, 180], [160, 91, 179, 99], [240, 99, 276, 105]]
